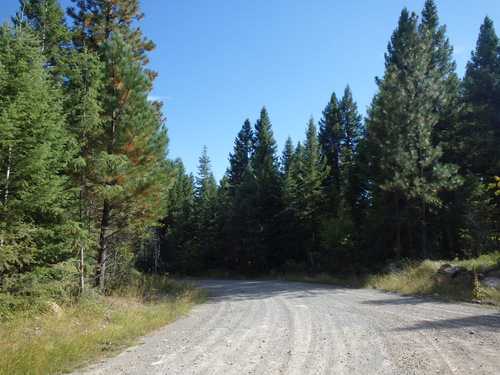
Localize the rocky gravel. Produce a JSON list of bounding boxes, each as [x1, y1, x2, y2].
[[73, 280, 500, 375]]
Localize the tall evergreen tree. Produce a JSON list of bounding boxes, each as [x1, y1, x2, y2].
[[0, 24, 76, 276], [224, 119, 254, 267], [460, 16, 500, 251], [192, 146, 218, 271], [66, 0, 172, 287], [365, 5, 461, 260], [295, 118, 329, 266], [338, 86, 363, 213], [318, 91, 342, 213], [160, 160, 195, 273], [278, 136, 302, 262], [63, 47, 105, 291], [85, 32, 171, 287], [243, 107, 283, 270], [420, 0, 464, 258], [461, 16, 500, 181], [317, 86, 364, 268]]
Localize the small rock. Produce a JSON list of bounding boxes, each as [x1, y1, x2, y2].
[[45, 301, 63, 318], [434, 264, 474, 287], [387, 263, 399, 272], [434, 264, 456, 284]]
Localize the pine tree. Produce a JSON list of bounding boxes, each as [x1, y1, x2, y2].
[[63, 47, 105, 291], [192, 146, 218, 271], [461, 16, 500, 251], [0, 24, 76, 275], [318, 86, 364, 267], [365, 5, 461, 260], [318, 91, 342, 213], [160, 160, 195, 273], [67, 0, 172, 287], [461, 16, 500, 182], [294, 118, 329, 267], [318, 88, 363, 269], [338, 86, 363, 212], [278, 136, 302, 262], [420, 0, 464, 258], [223, 119, 254, 267], [244, 107, 283, 270], [86, 32, 171, 287]]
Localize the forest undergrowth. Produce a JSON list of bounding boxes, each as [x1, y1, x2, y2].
[[0, 276, 207, 375]]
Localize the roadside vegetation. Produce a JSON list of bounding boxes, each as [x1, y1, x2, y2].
[[0, 276, 207, 375], [278, 252, 500, 306]]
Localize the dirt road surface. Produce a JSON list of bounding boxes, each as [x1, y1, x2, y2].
[[73, 280, 500, 375]]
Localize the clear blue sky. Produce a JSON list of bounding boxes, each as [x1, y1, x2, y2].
[[2, 1, 500, 181]]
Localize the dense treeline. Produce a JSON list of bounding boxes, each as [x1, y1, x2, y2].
[[0, 0, 172, 311], [0, 0, 499, 311], [160, 1, 500, 275]]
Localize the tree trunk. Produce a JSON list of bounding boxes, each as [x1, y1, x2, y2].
[[417, 148, 428, 260], [394, 192, 402, 261], [421, 195, 428, 259], [405, 204, 413, 259], [96, 199, 111, 287], [1, 146, 12, 247], [79, 159, 85, 294], [2, 146, 11, 208], [80, 246, 85, 293]]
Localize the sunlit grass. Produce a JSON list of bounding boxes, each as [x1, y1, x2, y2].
[[365, 260, 500, 304], [278, 255, 500, 306], [0, 277, 207, 375]]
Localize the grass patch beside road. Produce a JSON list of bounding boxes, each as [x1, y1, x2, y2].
[[278, 253, 500, 306], [0, 277, 207, 375], [366, 258, 500, 305]]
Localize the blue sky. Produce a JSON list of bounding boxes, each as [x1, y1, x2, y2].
[[2, 1, 500, 181]]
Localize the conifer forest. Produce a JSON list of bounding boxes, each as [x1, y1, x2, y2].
[[1, 0, 499, 307]]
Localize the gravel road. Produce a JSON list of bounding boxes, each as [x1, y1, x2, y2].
[[74, 280, 500, 375]]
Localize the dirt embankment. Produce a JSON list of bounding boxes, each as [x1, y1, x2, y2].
[[73, 280, 500, 375]]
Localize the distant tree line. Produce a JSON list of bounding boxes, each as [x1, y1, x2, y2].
[[0, 0, 499, 312], [159, 1, 500, 275]]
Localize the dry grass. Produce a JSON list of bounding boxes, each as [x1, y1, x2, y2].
[[0, 277, 207, 375], [279, 254, 500, 306], [365, 259, 500, 305]]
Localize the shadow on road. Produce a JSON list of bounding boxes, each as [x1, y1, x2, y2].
[[395, 313, 500, 331], [180, 279, 347, 302]]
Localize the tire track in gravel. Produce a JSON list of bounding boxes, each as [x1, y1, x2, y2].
[[72, 280, 500, 375], [324, 287, 500, 375], [164, 289, 264, 373]]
